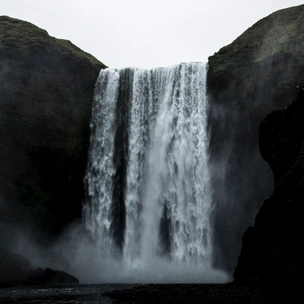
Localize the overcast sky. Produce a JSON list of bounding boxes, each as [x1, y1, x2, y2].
[[2, 0, 304, 68]]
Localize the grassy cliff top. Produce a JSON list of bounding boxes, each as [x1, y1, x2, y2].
[[0, 15, 105, 69], [209, 4, 304, 69], [208, 4, 304, 104]]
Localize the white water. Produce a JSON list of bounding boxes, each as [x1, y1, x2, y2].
[[83, 62, 228, 283]]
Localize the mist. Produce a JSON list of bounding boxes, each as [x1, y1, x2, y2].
[[48, 221, 230, 284]]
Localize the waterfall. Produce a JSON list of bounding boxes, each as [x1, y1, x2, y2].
[[83, 62, 228, 283]]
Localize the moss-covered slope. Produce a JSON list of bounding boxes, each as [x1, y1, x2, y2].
[[208, 5, 304, 104], [207, 5, 304, 272], [0, 16, 106, 238]]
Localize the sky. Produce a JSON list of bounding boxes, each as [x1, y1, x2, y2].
[[1, 0, 304, 68]]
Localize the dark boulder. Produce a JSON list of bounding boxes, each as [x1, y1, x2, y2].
[[30, 267, 79, 285], [207, 4, 304, 272], [0, 247, 79, 286], [0, 16, 106, 240]]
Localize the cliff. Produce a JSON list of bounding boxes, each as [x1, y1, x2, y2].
[[233, 91, 304, 298], [0, 16, 106, 241], [1, 4, 304, 284], [207, 4, 304, 272]]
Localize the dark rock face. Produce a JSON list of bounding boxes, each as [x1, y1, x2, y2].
[[234, 92, 304, 285], [207, 4, 304, 272], [0, 16, 106, 239]]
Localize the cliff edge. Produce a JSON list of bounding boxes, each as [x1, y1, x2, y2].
[[0, 16, 106, 240]]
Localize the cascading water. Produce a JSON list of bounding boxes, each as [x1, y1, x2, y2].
[[83, 62, 228, 283]]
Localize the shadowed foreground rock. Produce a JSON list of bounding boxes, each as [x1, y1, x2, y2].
[[29, 267, 79, 285], [0, 247, 79, 286], [234, 90, 304, 301]]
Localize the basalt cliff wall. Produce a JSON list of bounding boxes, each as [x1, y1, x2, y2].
[[0, 16, 106, 244], [207, 4, 304, 272]]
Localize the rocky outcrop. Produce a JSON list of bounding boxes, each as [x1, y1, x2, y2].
[[0, 16, 106, 239], [29, 267, 79, 285], [207, 4, 304, 272], [234, 91, 304, 286], [0, 247, 79, 286]]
